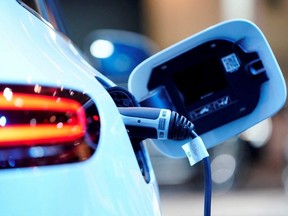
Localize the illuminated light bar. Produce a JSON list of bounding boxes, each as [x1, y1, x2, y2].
[[0, 92, 86, 146], [0, 125, 85, 146], [0, 92, 83, 111]]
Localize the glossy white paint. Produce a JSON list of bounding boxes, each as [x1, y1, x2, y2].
[[0, 1, 160, 215], [129, 19, 286, 157]]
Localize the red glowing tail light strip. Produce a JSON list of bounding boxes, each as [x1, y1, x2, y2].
[[0, 92, 82, 111], [0, 92, 86, 146]]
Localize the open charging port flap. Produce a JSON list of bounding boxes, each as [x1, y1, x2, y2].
[[128, 19, 286, 158]]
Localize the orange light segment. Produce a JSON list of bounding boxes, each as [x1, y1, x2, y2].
[[0, 125, 85, 146]]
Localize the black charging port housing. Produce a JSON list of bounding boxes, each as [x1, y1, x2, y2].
[[143, 39, 268, 135]]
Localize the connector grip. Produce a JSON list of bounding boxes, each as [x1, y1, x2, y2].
[[169, 111, 194, 140]]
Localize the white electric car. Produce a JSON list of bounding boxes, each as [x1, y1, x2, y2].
[[0, 1, 286, 216], [0, 1, 161, 215]]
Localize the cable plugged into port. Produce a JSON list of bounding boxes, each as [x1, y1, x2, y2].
[[119, 107, 211, 216], [118, 107, 194, 140]]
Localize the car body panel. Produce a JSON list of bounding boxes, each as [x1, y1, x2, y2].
[[0, 1, 160, 215]]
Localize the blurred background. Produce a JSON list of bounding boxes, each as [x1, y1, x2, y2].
[[27, 0, 288, 215]]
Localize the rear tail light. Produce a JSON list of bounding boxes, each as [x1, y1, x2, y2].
[[0, 92, 86, 145], [0, 85, 100, 169]]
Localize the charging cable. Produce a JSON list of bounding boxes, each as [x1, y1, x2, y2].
[[118, 107, 212, 216]]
